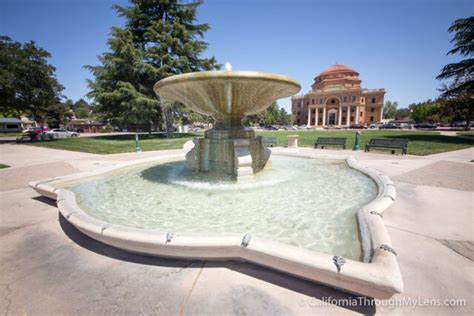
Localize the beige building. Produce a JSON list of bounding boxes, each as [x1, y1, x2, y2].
[[292, 64, 385, 127]]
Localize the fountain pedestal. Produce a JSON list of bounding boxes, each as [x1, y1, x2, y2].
[[186, 128, 271, 180]]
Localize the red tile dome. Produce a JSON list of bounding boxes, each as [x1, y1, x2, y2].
[[318, 64, 359, 76], [312, 64, 361, 91]]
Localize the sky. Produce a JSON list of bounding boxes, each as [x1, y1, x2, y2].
[[1, 0, 472, 112]]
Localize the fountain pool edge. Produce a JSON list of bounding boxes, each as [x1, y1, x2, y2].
[[29, 152, 403, 299]]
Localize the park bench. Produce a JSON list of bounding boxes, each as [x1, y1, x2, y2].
[[365, 138, 409, 155], [262, 136, 278, 147], [314, 137, 347, 149]]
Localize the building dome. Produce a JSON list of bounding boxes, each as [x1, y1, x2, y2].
[[318, 64, 359, 77], [312, 64, 361, 91]]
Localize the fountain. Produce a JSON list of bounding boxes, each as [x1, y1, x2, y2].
[[153, 63, 300, 180], [29, 65, 403, 299]]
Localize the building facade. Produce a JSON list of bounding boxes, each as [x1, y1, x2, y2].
[[292, 64, 385, 127]]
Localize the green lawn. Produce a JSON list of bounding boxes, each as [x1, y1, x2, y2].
[[0, 132, 22, 138], [256, 130, 474, 156], [24, 130, 473, 156], [457, 131, 474, 137], [27, 133, 199, 154]]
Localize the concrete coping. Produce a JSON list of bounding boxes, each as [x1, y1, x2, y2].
[[29, 150, 403, 299]]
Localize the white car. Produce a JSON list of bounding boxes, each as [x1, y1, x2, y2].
[[46, 129, 79, 139], [369, 123, 384, 129]]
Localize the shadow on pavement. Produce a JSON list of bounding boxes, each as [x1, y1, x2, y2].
[[58, 213, 376, 314]]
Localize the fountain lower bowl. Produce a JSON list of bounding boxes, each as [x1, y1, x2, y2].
[[29, 151, 403, 299]]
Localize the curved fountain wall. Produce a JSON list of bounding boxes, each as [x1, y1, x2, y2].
[[29, 151, 403, 299]]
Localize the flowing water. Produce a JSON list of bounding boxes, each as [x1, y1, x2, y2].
[[64, 155, 377, 261]]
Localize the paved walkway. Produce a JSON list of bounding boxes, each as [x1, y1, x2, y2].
[[0, 144, 473, 315]]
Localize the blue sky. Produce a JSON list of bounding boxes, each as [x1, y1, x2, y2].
[[1, 0, 472, 111]]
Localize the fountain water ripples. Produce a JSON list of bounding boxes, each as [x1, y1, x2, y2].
[[65, 155, 377, 261]]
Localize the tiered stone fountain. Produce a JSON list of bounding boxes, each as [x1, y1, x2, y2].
[[154, 63, 301, 180]]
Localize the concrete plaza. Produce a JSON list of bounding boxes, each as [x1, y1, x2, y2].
[[0, 143, 473, 315]]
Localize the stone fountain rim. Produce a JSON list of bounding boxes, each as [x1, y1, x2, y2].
[[28, 151, 402, 299], [153, 70, 301, 93]]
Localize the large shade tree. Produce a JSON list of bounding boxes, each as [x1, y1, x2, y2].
[[86, 0, 219, 135], [0, 36, 65, 125], [437, 16, 473, 130]]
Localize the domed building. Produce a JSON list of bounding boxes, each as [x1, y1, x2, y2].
[[291, 64, 385, 127]]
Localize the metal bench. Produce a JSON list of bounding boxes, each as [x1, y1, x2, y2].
[[314, 137, 347, 149], [365, 138, 409, 155], [262, 136, 278, 147]]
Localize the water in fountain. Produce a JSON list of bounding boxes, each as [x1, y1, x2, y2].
[[63, 155, 377, 261]]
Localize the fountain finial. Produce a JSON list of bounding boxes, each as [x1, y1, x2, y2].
[[224, 62, 232, 71]]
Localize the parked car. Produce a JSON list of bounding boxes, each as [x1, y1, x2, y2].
[[369, 123, 383, 129], [349, 123, 367, 129], [46, 129, 79, 138], [379, 123, 402, 129], [264, 125, 278, 130], [283, 125, 297, 130], [414, 123, 436, 129]]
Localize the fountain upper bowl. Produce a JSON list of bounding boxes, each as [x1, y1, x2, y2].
[[153, 70, 301, 117]]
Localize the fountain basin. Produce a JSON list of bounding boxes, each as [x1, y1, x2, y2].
[[153, 71, 301, 119], [30, 150, 403, 299]]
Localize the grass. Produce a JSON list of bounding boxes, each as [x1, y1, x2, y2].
[[256, 130, 474, 156], [24, 130, 473, 156], [0, 132, 22, 138], [0, 163, 10, 169], [27, 133, 199, 154], [457, 131, 474, 137]]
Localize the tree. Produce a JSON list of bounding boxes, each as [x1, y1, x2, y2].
[[409, 101, 441, 123], [73, 99, 91, 119], [395, 108, 411, 120], [437, 16, 473, 130], [86, 28, 159, 129], [383, 100, 398, 119], [277, 107, 291, 125], [0, 36, 65, 125], [244, 102, 288, 126], [86, 0, 219, 136]]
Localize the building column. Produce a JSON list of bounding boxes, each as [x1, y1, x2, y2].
[[347, 106, 351, 126], [307, 107, 311, 126], [379, 106, 383, 122], [322, 107, 326, 126], [315, 108, 319, 127], [355, 106, 360, 123], [338, 106, 342, 126]]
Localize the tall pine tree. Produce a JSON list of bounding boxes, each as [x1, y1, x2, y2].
[[86, 27, 158, 127], [86, 0, 219, 134], [437, 16, 473, 130]]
